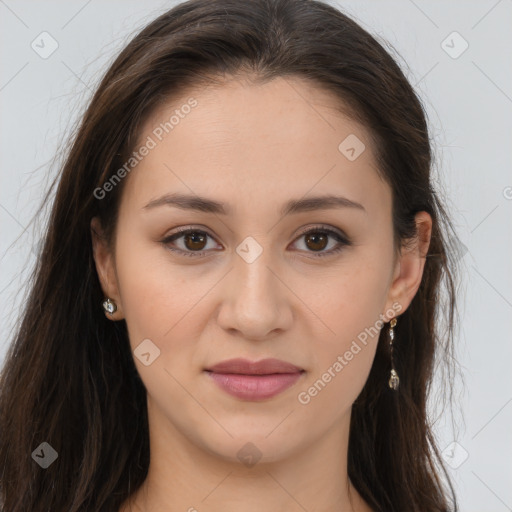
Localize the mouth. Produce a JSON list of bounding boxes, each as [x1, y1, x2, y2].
[[204, 358, 306, 401]]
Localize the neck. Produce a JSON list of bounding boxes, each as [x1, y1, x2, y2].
[[120, 400, 373, 512]]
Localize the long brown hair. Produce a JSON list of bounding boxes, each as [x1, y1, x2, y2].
[[0, 0, 462, 510]]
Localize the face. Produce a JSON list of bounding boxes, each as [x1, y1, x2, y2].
[[92, 75, 429, 465]]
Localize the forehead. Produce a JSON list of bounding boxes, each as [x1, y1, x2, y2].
[[121, 75, 389, 218]]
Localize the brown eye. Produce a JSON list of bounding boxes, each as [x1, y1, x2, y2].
[[292, 226, 351, 258], [162, 229, 218, 257], [162, 225, 351, 259], [304, 232, 329, 252], [182, 231, 208, 251]]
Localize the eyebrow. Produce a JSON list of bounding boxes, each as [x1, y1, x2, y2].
[[142, 192, 366, 216]]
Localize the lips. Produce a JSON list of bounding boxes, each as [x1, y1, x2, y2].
[[204, 358, 305, 401]]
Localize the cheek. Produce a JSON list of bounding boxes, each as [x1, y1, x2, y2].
[[299, 310, 381, 418], [113, 229, 205, 358], [301, 258, 391, 406], [114, 239, 213, 423], [311, 253, 390, 340]]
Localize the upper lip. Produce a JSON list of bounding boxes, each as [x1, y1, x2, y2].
[[205, 358, 304, 375]]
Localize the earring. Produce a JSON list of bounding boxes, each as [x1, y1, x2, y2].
[[102, 298, 117, 315], [388, 317, 399, 390]]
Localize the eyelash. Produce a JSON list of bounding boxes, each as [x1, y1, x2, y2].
[[161, 225, 351, 259]]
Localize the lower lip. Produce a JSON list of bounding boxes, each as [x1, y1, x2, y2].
[[205, 371, 304, 400]]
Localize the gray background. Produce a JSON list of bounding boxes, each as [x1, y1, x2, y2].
[[1, 1, 511, 510]]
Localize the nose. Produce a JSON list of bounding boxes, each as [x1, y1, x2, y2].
[[215, 246, 293, 341]]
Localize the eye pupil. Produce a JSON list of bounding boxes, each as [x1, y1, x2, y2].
[[305, 232, 328, 251], [185, 232, 207, 250]]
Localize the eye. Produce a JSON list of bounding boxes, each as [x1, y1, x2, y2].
[[290, 225, 351, 258], [161, 224, 351, 258], [161, 227, 220, 257]]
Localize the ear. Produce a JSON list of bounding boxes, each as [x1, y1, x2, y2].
[[383, 211, 432, 318], [90, 217, 124, 320]]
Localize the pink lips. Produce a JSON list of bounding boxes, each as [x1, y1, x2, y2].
[[204, 358, 305, 401]]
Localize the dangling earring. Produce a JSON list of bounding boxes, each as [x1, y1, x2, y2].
[[102, 298, 117, 315], [388, 317, 399, 390]]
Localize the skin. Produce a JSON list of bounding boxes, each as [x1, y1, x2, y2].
[[91, 74, 432, 512]]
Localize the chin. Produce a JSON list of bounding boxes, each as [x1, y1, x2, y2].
[[197, 426, 302, 466]]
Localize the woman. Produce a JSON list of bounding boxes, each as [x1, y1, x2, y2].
[[0, 0, 461, 510]]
